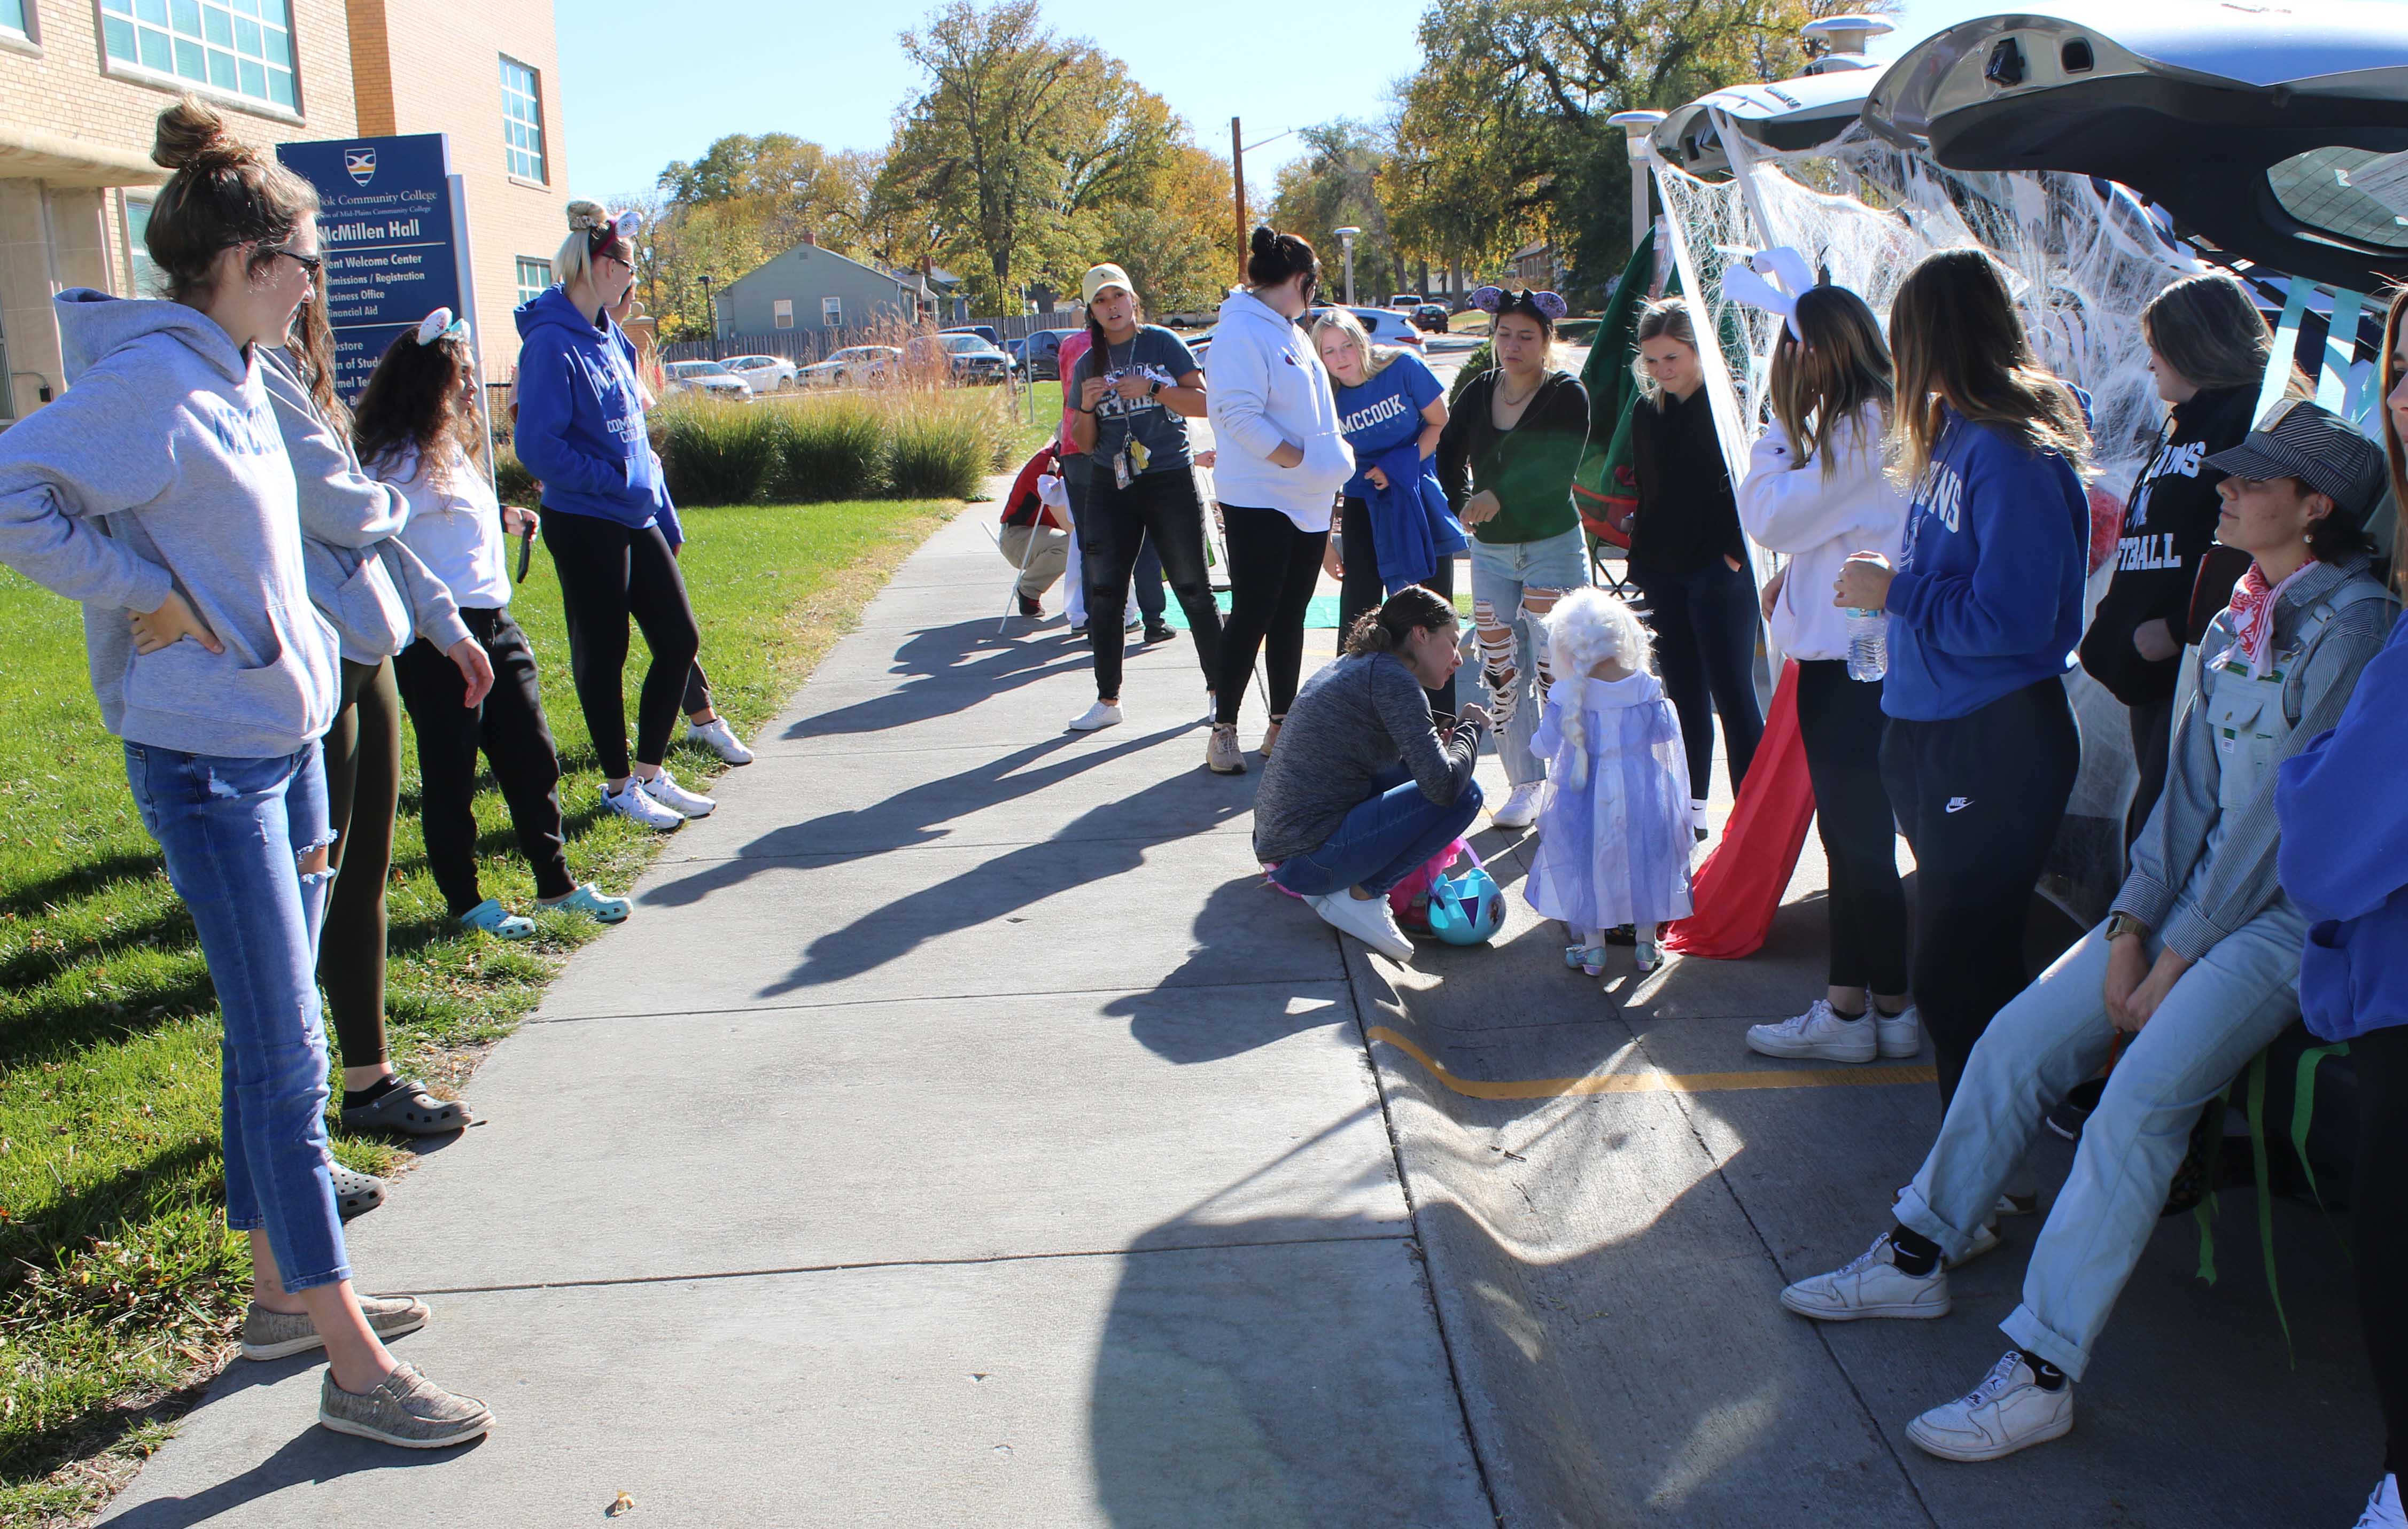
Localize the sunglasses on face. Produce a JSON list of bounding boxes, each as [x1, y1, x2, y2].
[[267, 244, 323, 275]]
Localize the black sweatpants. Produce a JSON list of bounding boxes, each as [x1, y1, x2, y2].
[[1879, 676, 2080, 1103], [395, 607, 576, 917], [540, 509, 701, 778], [1335, 497, 1457, 715], [1636, 557, 1765, 797], [1217, 503, 1327, 726], [1081, 467, 1219, 702], [1796, 659, 1908, 995], [2124, 693, 2173, 851], [319, 657, 401, 1070], [2354, 1022, 2408, 1479]]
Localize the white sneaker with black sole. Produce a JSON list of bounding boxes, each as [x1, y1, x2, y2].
[[1874, 1002, 1923, 1058], [1747, 1000, 1877, 1063], [1780, 1232, 1951, 1321], [685, 716, 754, 765], [1306, 890, 1415, 962], [1491, 780, 1543, 829], [1906, 1350, 2073, 1462], [602, 778, 685, 831], [637, 767, 715, 819]]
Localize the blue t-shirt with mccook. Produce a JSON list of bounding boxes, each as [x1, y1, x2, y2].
[[1332, 350, 1445, 501], [1071, 324, 1200, 474]]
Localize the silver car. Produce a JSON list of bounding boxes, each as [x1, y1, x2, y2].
[[797, 346, 898, 389], [723, 354, 798, 393], [663, 361, 752, 400]]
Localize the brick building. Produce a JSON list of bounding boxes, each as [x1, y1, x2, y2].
[[0, 0, 565, 426]]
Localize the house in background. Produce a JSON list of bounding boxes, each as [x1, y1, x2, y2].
[[714, 235, 972, 339]]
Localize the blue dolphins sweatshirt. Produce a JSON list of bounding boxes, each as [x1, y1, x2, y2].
[[1881, 408, 2089, 721], [511, 286, 680, 542], [2277, 607, 2408, 1041]]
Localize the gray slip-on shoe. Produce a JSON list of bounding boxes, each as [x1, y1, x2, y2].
[[241, 1294, 428, 1361], [318, 1362, 493, 1449]]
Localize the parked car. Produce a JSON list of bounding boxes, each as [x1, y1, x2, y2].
[[1387, 293, 1425, 311], [1412, 303, 1451, 333], [797, 345, 897, 388], [721, 354, 798, 392], [1007, 328, 1071, 380], [663, 360, 753, 400], [908, 331, 1012, 385], [1304, 305, 1428, 350], [941, 324, 1004, 349]]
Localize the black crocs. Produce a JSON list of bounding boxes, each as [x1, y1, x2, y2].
[[341, 1078, 472, 1136]]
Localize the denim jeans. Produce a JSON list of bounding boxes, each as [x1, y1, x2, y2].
[[1269, 766, 1485, 899], [1893, 885, 2306, 1380], [125, 742, 351, 1292], [1467, 528, 1591, 786]]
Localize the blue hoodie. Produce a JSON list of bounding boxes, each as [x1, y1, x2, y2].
[[1881, 409, 2089, 721], [511, 286, 680, 542], [2277, 608, 2408, 1041]]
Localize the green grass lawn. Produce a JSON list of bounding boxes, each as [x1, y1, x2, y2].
[[1009, 378, 1064, 462], [0, 498, 956, 1524]]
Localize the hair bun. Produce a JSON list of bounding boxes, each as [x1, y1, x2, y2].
[[151, 96, 239, 172], [1250, 225, 1278, 256], [566, 199, 609, 232]]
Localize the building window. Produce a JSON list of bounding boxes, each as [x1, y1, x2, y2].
[[772, 299, 793, 330], [515, 257, 553, 306], [100, 0, 298, 111], [821, 297, 842, 327], [500, 56, 546, 182], [0, 0, 27, 38], [123, 196, 167, 297]]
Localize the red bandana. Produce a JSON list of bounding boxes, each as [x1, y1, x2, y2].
[[2225, 561, 2310, 677]]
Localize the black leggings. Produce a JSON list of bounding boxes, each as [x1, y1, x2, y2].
[[395, 607, 577, 917], [1080, 468, 1219, 702], [2355, 1023, 2408, 1479], [1879, 677, 2080, 1103], [1796, 659, 1907, 995], [1637, 557, 1765, 797], [1336, 497, 1456, 715], [1217, 503, 1327, 726], [541, 509, 701, 778], [318, 657, 400, 1070], [2124, 693, 2172, 851]]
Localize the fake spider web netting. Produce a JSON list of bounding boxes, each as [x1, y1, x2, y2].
[[1653, 124, 2201, 919]]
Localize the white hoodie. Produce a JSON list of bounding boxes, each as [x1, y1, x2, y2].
[[1204, 287, 1354, 530], [1736, 410, 1907, 662]]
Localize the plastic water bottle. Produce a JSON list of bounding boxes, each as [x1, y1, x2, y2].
[[1846, 607, 1887, 682]]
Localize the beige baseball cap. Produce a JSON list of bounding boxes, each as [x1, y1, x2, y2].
[[1081, 263, 1136, 304]]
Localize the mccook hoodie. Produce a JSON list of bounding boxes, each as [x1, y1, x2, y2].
[[511, 286, 680, 541], [0, 290, 339, 757], [1204, 287, 1354, 531], [1880, 408, 2089, 721]]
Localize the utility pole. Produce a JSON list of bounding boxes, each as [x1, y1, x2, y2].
[[1231, 116, 1247, 285]]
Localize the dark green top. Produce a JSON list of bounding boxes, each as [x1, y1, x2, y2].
[[1435, 369, 1589, 545]]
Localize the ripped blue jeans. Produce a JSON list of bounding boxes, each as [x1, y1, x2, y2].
[[125, 743, 349, 1291]]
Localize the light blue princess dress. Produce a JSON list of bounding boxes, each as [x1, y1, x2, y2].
[[1525, 673, 1696, 932]]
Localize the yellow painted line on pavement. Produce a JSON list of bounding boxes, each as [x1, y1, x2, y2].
[[1365, 1026, 1939, 1101]]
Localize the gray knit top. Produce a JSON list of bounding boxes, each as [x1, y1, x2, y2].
[[1252, 652, 1481, 864]]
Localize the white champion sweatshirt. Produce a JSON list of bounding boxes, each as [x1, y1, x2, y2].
[[1204, 287, 1354, 531], [1736, 410, 1908, 662]]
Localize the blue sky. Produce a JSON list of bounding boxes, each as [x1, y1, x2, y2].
[[556, 0, 2042, 205]]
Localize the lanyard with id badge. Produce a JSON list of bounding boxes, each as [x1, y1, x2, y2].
[[1099, 338, 1153, 488]]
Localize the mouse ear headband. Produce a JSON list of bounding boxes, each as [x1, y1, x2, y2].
[[1470, 285, 1570, 324], [573, 206, 643, 262], [415, 307, 470, 347], [1721, 246, 1821, 341]]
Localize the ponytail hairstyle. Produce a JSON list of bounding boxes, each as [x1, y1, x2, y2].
[[1540, 587, 1655, 789], [143, 95, 320, 307], [353, 313, 484, 492], [1768, 284, 1893, 480], [1246, 225, 1318, 303], [2383, 284, 2408, 594], [1889, 247, 2090, 485], [1343, 585, 1456, 658], [1632, 297, 1698, 408]]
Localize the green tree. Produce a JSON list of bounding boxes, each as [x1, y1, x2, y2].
[[1268, 120, 1405, 306]]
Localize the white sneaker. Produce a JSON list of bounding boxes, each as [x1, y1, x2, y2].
[[636, 767, 715, 819], [2352, 1474, 2404, 1528], [1874, 1003, 1923, 1058], [1068, 700, 1123, 732], [685, 716, 755, 766], [1491, 781, 1543, 829], [1906, 1350, 2074, 1462], [1780, 1232, 1951, 1322], [602, 779, 685, 831], [1747, 1001, 1878, 1063], [1306, 890, 1415, 962], [1944, 1219, 2001, 1269]]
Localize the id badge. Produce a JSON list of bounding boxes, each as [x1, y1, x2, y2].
[[1112, 444, 1133, 490], [1127, 439, 1151, 475]]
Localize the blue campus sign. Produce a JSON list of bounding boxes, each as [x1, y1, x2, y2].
[[275, 133, 469, 400]]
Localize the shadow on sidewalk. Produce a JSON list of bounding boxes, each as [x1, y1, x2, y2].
[[779, 622, 1089, 743]]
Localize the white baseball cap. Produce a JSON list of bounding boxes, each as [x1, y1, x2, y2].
[[1082, 263, 1136, 305]]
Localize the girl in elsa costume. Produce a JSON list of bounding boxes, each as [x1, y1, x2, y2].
[[1526, 587, 1696, 977]]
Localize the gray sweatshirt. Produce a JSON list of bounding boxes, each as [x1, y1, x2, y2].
[[258, 347, 469, 665], [2114, 554, 2397, 959], [0, 290, 339, 757], [1253, 652, 1479, 864]]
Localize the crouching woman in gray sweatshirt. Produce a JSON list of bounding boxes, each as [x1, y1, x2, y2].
[[0, 97, 491, 1450], [1253, 587, 1489, 962]]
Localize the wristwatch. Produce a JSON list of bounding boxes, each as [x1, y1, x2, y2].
[[1148, 378, 1163, 399], [2104, 911, 2149, 943]]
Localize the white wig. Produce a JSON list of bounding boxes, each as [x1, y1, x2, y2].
[[1541, 587, 1655, 789]]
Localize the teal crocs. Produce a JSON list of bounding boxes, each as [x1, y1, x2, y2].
[[459, 899, 536, 940], [540, 883, 632, 924]]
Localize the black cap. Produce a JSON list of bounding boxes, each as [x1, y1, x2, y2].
[[2203, 399, 2387, 522]]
